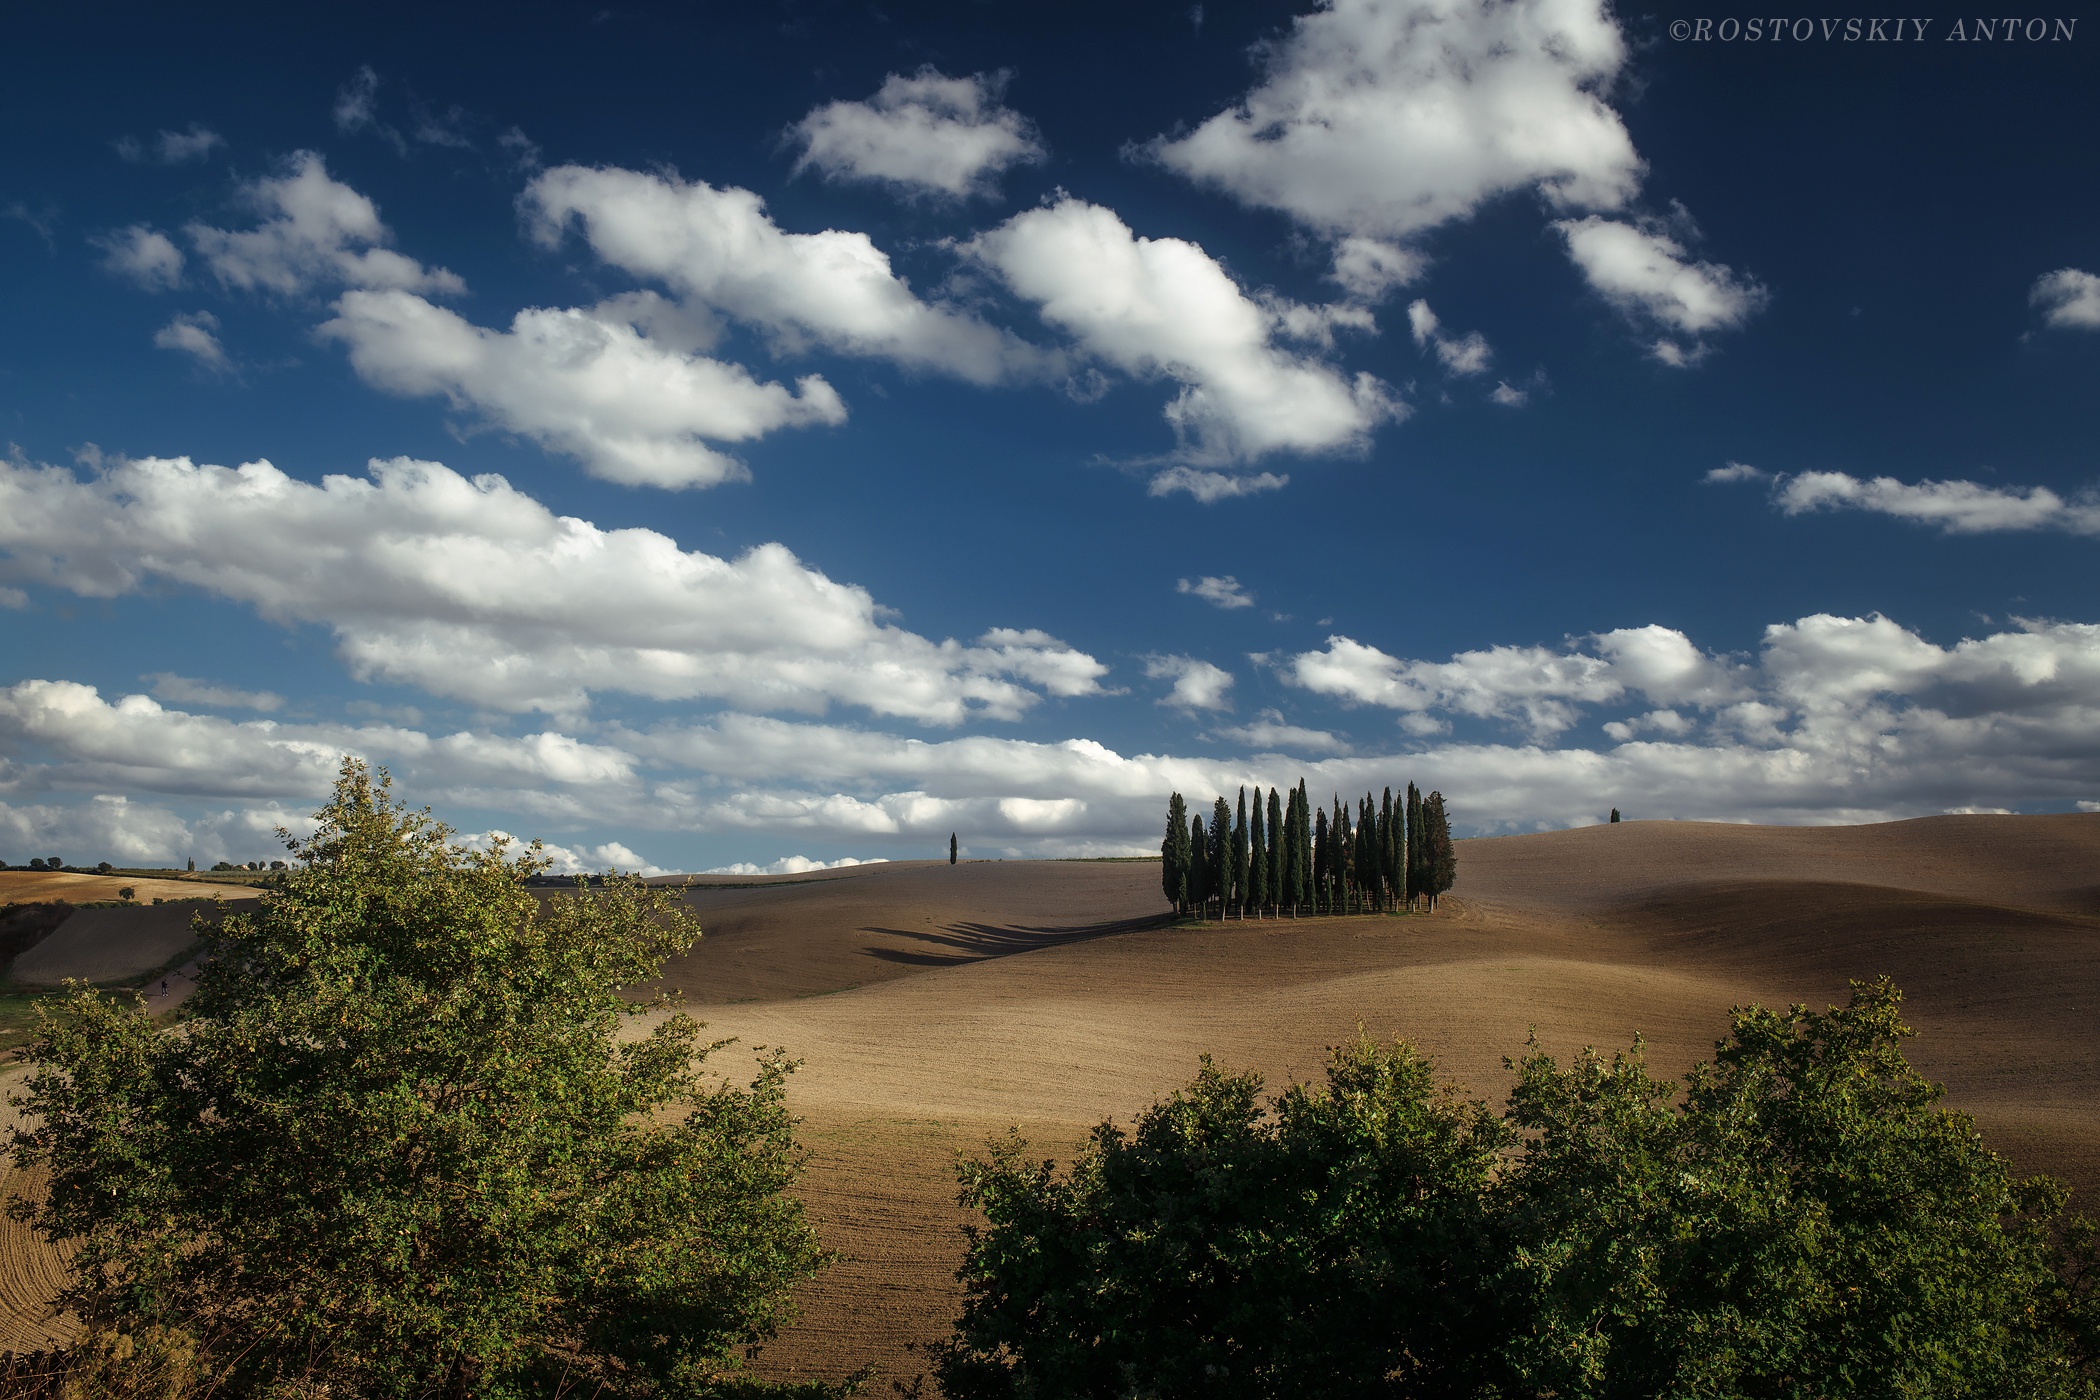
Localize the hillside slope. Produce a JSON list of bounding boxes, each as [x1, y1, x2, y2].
[[3, 816, 2095, 1382]]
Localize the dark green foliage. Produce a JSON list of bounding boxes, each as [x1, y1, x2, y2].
[[931, 1039, 1506, 1400], [1162, 792, 1190, 913], [1492, 979, 2100, 1398], [935, 981, 2100, 1400], [1189, 813, 1209, 912], [9, 759, 835, 1399], [1159, 779, 1447, 919], [1405, 782, 1425, 910], [1276, 789, 1293, 910], [950, 831, 959, 863], [1248, 789, 1268, 913], [1379, 789, 1396, 909], [1421, 791, 1456, 910], [1312, 806, 1329, 913], [1609, 807, 1621, 823], [1232, 788, 1249, 915], [1260, 793, 1276, 915]]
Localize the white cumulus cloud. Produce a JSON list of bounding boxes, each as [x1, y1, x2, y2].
[[320, 290, 845, 489], [1287, 624, 1748, 739], [1407, 299, 1492, 375], [10, 606, 2100, 861], [187, 151, 464, 298], [1720, 468, 2100, 537], [95, 225, 185, 290], [1555, 216, 1766, 361], [0, 452, 1106, 725], [2031, 268, 2100, 330], [705, 854, 888, 875], [790, 68, 1045, 198], [1211, 709, 1350, 754], [1146, 655, 1235, 711], [524, 164, 1049, 384], [152, 311, 233, 374], [968, 197, 1401, 475], [1775, 471, 2100, 536], [1149, 0, 1641, 294], [1178, 575, 1255, 609]]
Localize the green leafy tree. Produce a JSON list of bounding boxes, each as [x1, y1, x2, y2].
[[1161, 792, 1190, 914], [1491, 979, 2100, 1399], [9, 759, 835, 1399], [1209, 797, 1233, 921], [932, 1038, 1505, 1400], [935, 982, 2100, 1400]]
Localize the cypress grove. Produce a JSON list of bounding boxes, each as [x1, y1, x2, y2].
[[1157, 780, 1460, 919]]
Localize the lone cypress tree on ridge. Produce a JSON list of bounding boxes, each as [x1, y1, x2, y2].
[[950, 832, 958, 864]]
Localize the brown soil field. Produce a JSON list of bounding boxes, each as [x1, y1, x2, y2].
[[8, 904, 240, 988], [0, 872, 259, 907], [2, 816, 2096, 1385]]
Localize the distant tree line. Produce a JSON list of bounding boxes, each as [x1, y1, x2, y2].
[[1160, 781, 1454, 919]]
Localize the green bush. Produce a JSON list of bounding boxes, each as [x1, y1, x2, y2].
[[936, 982, 2100, 1399], [933, 1039, 1505, 1399]]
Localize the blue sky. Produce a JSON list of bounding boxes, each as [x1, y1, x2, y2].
[[2, 1, 2096, 873]]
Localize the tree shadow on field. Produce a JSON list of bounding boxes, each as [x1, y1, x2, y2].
[[860, 914, 1166, 967]]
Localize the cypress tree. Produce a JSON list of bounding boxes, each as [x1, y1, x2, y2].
[[1210, 797, 1232, 921], [950, 833, 958, 865], [1379, 787, 1396, 911], [1357, 796, 1374, 912], [1313, 806, 1329, 915], [1162, 792, 1189, 914], [1281, 786, 1300, 915], [1247, 789, 1267, 916], [1233, 787, 1249, 918], [1405, 783, 1424, 911], [1267, 786, 1284, 914], [1610, 808, 1622, 824], [1296, 780, 1313, 914], [1188, 814, 1209, 913], [1331, 796, 1348, 913], [1423, 791, 1457, 912]]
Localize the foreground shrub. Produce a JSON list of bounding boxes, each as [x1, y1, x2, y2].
[[937, 982, 2100, 1399], [9, 759, 837, 1399], [931, 1039, 1506, 1399]]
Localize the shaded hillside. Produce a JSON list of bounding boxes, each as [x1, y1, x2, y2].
[[653, 859, 1167, 1002]]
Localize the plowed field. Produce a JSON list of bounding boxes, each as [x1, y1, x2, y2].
[[3, 815, 2096, 1388]]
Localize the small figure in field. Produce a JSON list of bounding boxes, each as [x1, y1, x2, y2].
[[949, 833, 958, 865]]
